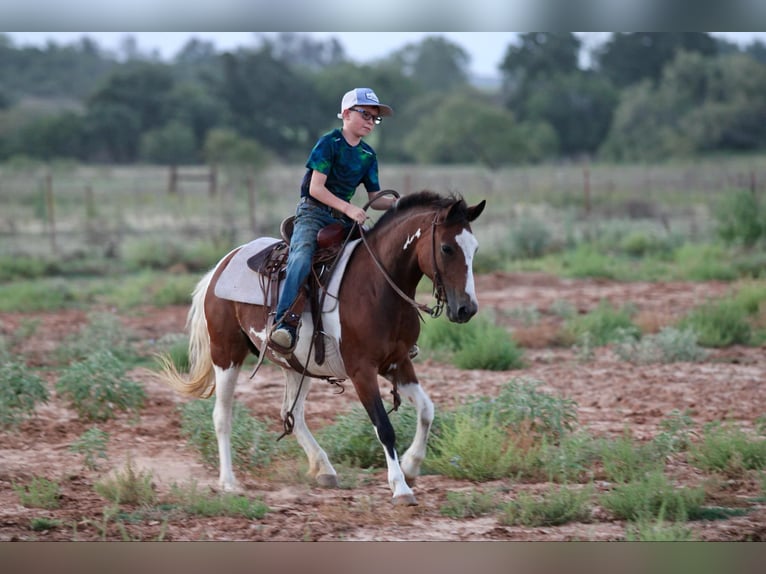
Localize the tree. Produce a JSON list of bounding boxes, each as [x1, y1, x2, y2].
[[594, 33, 717, 89], [387, 35, 470, 91], [403, 90, 556, 167], [140, 121, 198, 164]]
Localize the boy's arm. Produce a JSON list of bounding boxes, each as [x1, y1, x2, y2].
[[308, 170, 367, 224]]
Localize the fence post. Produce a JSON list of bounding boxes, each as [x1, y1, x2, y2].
[[209, 165, 218, 196], [44, 172, 57, 254], [582, 164, 591, 216], [247, 171, 257, 235], [168, 165, 178, 194]]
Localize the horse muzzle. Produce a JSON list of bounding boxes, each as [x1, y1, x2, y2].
[[446, 297, 478, 323]]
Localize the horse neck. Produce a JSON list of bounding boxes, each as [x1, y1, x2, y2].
[[367, 208, 435, 292]]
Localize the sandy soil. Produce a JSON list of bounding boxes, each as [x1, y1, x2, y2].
[[1, 271, 765, 541]]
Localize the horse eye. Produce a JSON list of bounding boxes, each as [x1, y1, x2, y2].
[[441, 244, 454, 256]]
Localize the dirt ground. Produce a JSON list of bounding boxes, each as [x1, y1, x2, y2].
[[1, 271, 765, 541]]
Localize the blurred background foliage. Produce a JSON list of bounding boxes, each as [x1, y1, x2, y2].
[[2, 32, 766, 167]]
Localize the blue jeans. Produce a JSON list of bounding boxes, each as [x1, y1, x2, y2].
[[275, 200, 352, 324]]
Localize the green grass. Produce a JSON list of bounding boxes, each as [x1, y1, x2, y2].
[[168, 481, 268, 519], [565, 300, 640, 347], [69, 427, 110, 471], [598, 430, 665, 483], [612, 326, 708, 364], [439, 488, 498, 518], [679, 298, 753, 347]]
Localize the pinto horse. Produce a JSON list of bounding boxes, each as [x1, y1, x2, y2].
[[160, 190, 486, 506]]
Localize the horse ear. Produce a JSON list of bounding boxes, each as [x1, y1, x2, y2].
[[467, 200, 486, 222]]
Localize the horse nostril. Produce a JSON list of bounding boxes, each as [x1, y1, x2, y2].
[[457, 305, 475, 322]]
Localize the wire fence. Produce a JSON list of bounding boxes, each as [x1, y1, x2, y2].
[[0, 159, 763, 258]]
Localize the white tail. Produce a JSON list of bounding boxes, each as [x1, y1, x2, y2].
[[158, 268, 216, 398]]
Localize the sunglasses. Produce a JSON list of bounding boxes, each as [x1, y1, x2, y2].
[[350, 107, 383, 125]]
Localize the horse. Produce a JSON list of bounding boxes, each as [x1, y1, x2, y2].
[[160, 190, 486, 506]]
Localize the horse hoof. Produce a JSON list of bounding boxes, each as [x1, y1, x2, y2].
[[393, 494, 418, 507], [316, 474, 339, 488]]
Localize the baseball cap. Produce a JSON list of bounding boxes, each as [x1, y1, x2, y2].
[[337, 88, 393, 119]]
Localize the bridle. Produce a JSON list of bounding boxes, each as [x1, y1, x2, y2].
[[358, 191, 447, 320]]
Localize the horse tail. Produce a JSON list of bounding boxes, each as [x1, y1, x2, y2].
[[158, 268, 216, 399]]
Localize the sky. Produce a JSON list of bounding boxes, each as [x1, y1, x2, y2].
[[6, 32, 766, 79]]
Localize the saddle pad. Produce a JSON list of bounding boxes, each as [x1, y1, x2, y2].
[[214, 237, 281, 305], [214, 237, 361, 309]]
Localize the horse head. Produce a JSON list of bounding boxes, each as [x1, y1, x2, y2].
[[426, 196, 486, 323]]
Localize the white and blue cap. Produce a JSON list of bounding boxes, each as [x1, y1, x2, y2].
[[337, 88, 393, 119]]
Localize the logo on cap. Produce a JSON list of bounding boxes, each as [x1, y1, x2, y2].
[[364, 91, 380, 104]]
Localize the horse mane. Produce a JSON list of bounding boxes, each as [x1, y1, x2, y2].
[[370, 189, 467, 236]]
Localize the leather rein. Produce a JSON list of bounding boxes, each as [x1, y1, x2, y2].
[[358, 190, 446, 320]]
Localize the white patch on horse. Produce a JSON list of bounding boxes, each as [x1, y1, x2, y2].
[[455, 229, 479, 307], [403, 228, 421, 251]]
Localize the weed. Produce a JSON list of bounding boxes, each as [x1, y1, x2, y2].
[[539, 431, 600, 483], [600, 471, 705, 521], [598, 430, 664, 483], [418, 313, 525, 371], [715, 189, 765, 247], [94, 459, 156, 506], [509, 217, 552, 259], [463, 378, 578, 441], [679, 298, 752, 347], [179, 398, 279, 471], [565, 300, 640, 347], [316, 403, 418, 469], [69, 427, 110, 470], [56, 312, 134, 364], [169, 481, 268, 519], [690, 422, 766, 477], [0, 358, 49, 428], [652, 410, 696, 456], [624, 510, 697, 541], [612, 326, 707, 364], [429, 411, 536, 481], [440, 488, 498, 518], [499, 484, 593, 527], [29, 517, 63, 532], [55, 349, 145, 421], [13, 477, 61, 509]]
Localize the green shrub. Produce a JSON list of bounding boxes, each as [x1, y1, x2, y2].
[[499, 484, 592, 527], [624, 512, 697, 541], [14, 477, 61, 509], [601, 471, 705, 522], [539, 431, 600, 483], [565, 300, 639, 347], [715, 189, 765, 247], [652, 410, 696, 456], [0, 358, 49, 428], [673, 244, 740, 281], [462, 378, 578, 441], [179, 398, 279, 471], [419, 313, 525, 370], [560, 245, 618, 279], [679, 298, 752, 347], [56, 349, 145, 421], [0, 278, 79, 312], [0, 254, 49, 281], [612, 327, 707, 364], [690, 422, 766, 476], [428, 411, 541, 481]]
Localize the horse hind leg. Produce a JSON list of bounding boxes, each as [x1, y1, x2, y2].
[[213, 364, 242, 492], [281, 370, 338, 488]]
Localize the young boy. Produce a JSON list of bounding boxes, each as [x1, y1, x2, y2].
[[269, 87, 397, 353]]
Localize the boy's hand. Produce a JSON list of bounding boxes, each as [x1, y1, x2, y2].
[[345, 204, 367, 224]]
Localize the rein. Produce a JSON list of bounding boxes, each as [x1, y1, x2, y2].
[[358, 191, 446, 320]]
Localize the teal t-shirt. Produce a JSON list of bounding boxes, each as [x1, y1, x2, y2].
[[300, 128, 380, 202]]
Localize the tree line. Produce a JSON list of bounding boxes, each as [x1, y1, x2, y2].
[[1, 32, 766, 167]]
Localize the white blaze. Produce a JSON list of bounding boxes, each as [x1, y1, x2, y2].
[[455, 229, 479, 306]]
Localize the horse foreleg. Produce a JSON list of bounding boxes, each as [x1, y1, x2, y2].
[[356, 371, 417, 506], [397, 382, 434, 485], [281, 370, 338, 488], [212, 365, 241, 492]]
